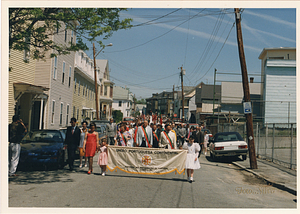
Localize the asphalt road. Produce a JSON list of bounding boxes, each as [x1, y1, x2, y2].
[[8, 153, 296, 209]]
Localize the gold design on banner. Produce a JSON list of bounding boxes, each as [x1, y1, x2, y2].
[[141, 155, 152, 166]]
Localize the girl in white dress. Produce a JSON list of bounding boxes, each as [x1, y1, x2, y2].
[[183, 135, 201, 182]]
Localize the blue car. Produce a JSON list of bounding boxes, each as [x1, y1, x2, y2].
[[19, 130, 67, 169]]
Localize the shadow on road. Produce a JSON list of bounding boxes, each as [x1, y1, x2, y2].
[[9, 165, 75, 185], [99, 173, 187, 182]]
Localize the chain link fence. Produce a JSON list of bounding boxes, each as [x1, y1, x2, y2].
[[207, 122, 297, 169]]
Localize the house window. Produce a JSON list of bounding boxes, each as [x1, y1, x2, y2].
[[83, 83, 85, 96], [65, 28, 67, 42], [85, 84, 88, 97], [60, 103, 63, 125], [66, 105, 69, 125], [77, 108, 79, 120], [81, 53, 84, 63], [110, 86, 113, 98], [51, 101, 55, 124], [74, 78, 77, 93], [24, 35, 30, 61], [127, 102, 130, 107], [68, 66, 72, 87], [78, 80, 81, 95], [53, 56, 57, 79], [71, 30, 74, 44], [62, 62, 65, 84], [101, 85, 103, 95], [104, 86, 107, 96], [119, 101, 122, 107], [73, 106, 75, 118], [88, 86, 90, 99]]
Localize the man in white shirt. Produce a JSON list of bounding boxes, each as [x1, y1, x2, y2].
[[159, 123, 177, 149], [136, 121, 153, 147]]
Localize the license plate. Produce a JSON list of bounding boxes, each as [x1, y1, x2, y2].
[[228, 152, 236, 155]]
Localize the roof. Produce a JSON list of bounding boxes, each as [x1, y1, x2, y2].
[[95, 59, 108, 72], [221, 82, 261, 104], [258, 47, 296, 59], [113, 86, 130, 100]]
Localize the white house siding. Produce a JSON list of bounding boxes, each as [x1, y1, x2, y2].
[[8, 49, 36, 123], [264, 66, 296, 124], [35, 23, 76, 129], [112, 100, 130, 117]]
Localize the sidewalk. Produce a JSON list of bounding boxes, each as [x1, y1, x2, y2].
[[232, 158, 297, 195]]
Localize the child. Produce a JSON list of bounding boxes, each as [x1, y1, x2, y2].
[[182, 135, 201, 183], [97, 138, 108, 176]]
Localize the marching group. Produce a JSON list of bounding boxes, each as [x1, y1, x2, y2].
[[8, 115, 209, 182], [73, 117, 209, 182]]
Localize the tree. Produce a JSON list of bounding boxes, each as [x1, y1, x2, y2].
[[136, 99, 146, 104], [9, 8, 132, 60], [112, 110, 123, 124]]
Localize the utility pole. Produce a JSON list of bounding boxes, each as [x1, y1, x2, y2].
[[235, 8, 257, 169], [93, 43, 99, 120], [173, 85, 175, 119], [212, 68, 217, 119], [180, 67, 185, 122], [133, 94, 136, 117]]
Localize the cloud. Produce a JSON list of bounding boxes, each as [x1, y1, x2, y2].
[[243, 10, 296, 29]]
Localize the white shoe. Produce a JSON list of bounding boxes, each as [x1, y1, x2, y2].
[[79, 164, 82, 168], [204, 152, 207, 155], [190, 177, 193, 182], [84, 164, 87, 167], [102, 172, 105, 176]]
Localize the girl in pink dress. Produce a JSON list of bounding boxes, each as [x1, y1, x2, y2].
[[97, 138, 108, 176]]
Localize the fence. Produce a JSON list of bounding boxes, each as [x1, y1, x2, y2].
[[207, 122, 297, 170]]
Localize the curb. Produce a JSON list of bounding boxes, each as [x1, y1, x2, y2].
[[232, 161, 297, 196]]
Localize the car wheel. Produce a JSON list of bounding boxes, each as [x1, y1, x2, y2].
[[57, 151, 65, 169], [210, 151, 215, 160], [242, 155, 247, 161]]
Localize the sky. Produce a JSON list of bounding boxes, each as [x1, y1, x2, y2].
[[81, 7, 295, 100]]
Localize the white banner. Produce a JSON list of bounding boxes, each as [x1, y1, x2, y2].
[[107, 146, 187, 175]]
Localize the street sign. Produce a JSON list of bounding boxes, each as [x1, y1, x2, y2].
[[243, 102, 252, 114]]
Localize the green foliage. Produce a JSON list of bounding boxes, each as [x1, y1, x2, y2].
[[9, 8, 132, 60], [112, 110, 123, 123], [136, 99, 146, 104]]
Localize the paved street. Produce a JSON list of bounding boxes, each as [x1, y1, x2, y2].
[[8, 153, 296, 209]]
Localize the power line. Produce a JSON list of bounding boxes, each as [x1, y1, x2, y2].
[[192, 21, 236, 84], [106, 9, 206, 53]]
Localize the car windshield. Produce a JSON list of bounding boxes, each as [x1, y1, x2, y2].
[[214, 133, 243, 142], [202, 129, 211, 134], [21, 130, 64, 143]]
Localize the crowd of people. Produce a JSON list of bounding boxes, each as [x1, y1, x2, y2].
[[73, 116, 208, 182], [8, 114, 208, 182]]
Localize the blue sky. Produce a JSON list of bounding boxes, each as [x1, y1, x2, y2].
[[84, 8, 296, 100]]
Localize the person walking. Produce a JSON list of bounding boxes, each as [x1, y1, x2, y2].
[[83, 123, 100, 174], [97, 138, 108, 176], [128, 124, 134, 147], [177, 123, 186, 147], [8, 115, 26, 177], [65, 117, 81, 171], [106, 118, 117, 145], [183, 135, 201, 182], [79, 121, 88, 168], [159, 123, 177, 149], [116, 124, 131, 146], [196, 126, 204, 157], [203, 130, 209, 155], [152, 124, 160, 148], [136, 121, 153, 148]]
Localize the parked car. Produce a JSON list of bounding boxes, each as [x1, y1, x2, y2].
[[19, 130, 67, 169], [209, 132, 248, 161], [123, 117, 135, 122]]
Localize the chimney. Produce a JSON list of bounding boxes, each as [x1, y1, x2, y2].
[[250, 77, 254, 83]]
